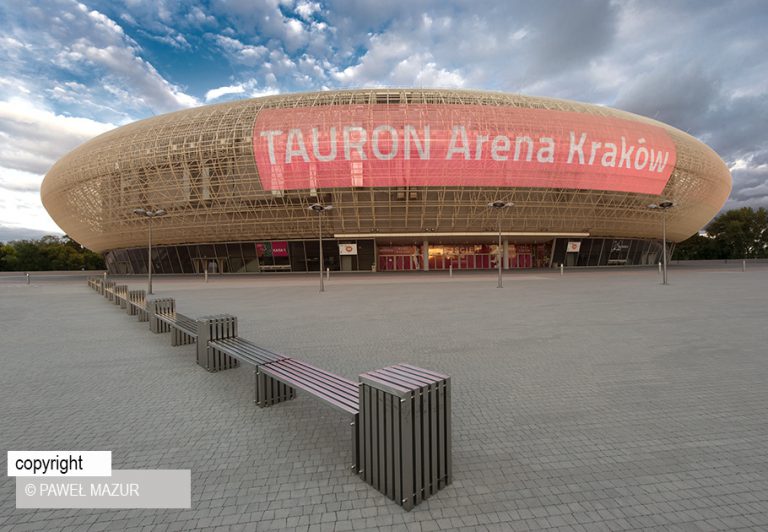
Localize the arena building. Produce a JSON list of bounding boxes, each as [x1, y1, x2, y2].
[[41, 89, 731, 274]]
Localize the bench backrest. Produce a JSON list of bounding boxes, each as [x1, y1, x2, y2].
[[148, 297, 176, 333], [196, 315, 237, 367], [103, 281, 116, 299], [128, 289, 146, 302], [152, 298, 175, 315]]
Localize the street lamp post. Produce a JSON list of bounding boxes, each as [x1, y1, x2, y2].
[[487, 201, 514, 288], [308, 203, 333, 292], [648, 200, 674, 285], [133, 208, 167, 294]]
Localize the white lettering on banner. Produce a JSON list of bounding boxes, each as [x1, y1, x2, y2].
[[285, 129, 310, 163], [567, 132, 587, 164], [372, 125, 398, 160], [252, 104, 678, 195], [258, 125, 672, 173], [343, 126, 367, 160], [446, 125, 470, 160], [312, 127, 337, 161], [260, 130, 283, 164], [404, 125, 430, 159]]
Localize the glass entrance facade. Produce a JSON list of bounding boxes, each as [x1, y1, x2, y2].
[[104, 237, 666, 274], [105, 239, 376, 274]]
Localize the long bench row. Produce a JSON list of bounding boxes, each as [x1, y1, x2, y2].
[[87, 276, 452, 510]]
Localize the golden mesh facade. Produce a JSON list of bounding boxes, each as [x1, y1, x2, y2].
[[41, 89, 731, 254]]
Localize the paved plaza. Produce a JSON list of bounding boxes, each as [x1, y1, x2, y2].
[[2, 264, 768, 531]]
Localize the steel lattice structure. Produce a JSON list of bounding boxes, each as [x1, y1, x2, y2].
[[42, 89, 731, 254]]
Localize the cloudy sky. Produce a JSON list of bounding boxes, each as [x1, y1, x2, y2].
[[1, 0, 767, 236]]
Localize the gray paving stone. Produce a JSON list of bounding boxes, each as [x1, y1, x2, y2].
[[2, 267, 768, 531]]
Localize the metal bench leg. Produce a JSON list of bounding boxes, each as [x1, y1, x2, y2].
[[255, 371, 295, 407], [352, 413, 360, 474], [171, 328, 195, 347], [196, 319, 210, 370]]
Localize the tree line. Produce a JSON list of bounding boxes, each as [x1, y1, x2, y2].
[[674, 207, 768, 260], [0, 235, 105, 271]]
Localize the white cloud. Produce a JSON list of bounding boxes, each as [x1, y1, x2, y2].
[[0, 167, 64, 233], [2, 1, 198, 115], [250, 87, 280, 98], [64, 41, 198, 112], [333, 33, 465, 88], [205, 84, 246, 102], [187, 6, 217, 26], [213, 35, 269, 65], [0, 98, 116, 175], [295, 1, 321, 20], [204, 80, 280, 102]]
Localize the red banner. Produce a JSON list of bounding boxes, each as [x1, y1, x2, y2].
[[271, 241, 288, 257], [253, 104, 676, 195]]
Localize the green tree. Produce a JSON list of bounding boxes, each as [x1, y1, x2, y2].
[[706, 207, 768, 259], [0, 243, 18, 271], [0, 236, 105, 271], [673, 234, 723, 260]]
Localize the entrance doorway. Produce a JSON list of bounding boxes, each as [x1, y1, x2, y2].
[[194, 258, 227, 273]]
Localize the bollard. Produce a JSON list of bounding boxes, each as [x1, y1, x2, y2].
[[326, 267, 330, 280], [560, 263, 564, 276], [103, 271, 107, 281], [26, 273, 30, 285], [449, 264, 453, 277], [742, 260, 746, 272], [204, 269, 208, 283], [658, 261, 662, 274]]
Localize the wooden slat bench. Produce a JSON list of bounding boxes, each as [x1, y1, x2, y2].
[[147, 298, 196, 346], [257, 358, 360, 471], [113, 285, 128, 309], [197, 315, 281, 373], [259, 264, 291, 272], [103, 281, 116, 301], [156, 310, 198, 346], [126, 290, 147, 320], [208, 337, 284, 368], [83, 282, 452, 511], [87, 277, 101, 291]]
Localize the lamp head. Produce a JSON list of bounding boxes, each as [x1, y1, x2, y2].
[[648, 200, 674, 210]]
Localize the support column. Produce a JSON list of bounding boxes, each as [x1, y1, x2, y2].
[[503, 239, 509, 270], [422, 240, 429, 271]]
